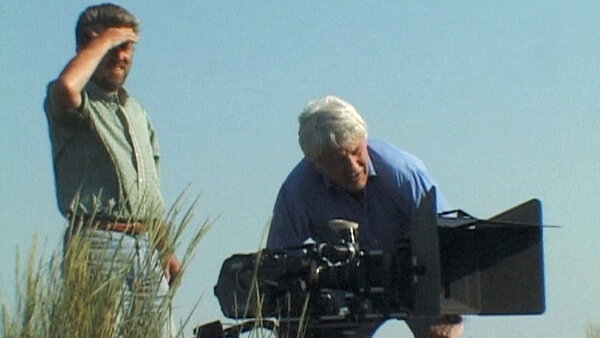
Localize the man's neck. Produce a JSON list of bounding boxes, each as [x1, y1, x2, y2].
[[88, 80, 128, 104], [92, 80, 121, 94]]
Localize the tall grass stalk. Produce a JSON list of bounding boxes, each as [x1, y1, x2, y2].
[[587, 322, 600, 338], [232, 223, 311, 338], [2, 191, 211, 338]]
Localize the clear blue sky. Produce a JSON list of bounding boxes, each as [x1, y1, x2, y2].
[[1, 1, 599, 337]]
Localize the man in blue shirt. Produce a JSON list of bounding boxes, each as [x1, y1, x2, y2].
[[267, 95, 463, 337]]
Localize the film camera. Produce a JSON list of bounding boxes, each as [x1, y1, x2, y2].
[[196, 189, 545, 337]]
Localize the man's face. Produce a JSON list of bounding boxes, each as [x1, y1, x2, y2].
[[313, 138, 369, 193], [89, 27, 135, 92]]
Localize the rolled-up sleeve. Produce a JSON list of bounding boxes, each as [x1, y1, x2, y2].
[[44, 81, 90, 124]]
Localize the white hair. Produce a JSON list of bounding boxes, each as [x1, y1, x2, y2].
[[298, 95, 368, 161]]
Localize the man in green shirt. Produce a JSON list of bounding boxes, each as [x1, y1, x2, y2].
[[44, 3, 179, 336]]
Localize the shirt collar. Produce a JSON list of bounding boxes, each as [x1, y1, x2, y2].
[[86, 81, 129, 105]]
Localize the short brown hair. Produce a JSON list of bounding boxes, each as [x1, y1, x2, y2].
[[75, 3, 139, 48]]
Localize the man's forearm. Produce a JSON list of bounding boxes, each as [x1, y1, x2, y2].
[[51, 27, 138, 110], [51, 34, 119, 110], [52, 43, 108, 109]]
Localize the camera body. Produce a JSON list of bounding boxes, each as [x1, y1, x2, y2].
[[214, 239, 418, 321], [210, 189, 545, 336]]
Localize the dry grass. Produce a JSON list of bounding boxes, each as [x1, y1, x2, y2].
[[1, 191, 211, 338], [587, 322, 600, 338]]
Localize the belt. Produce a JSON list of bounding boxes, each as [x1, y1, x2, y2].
[[69, 215, 146, 235]]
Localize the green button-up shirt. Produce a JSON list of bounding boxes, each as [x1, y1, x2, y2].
[[44, 81, 165, 221]]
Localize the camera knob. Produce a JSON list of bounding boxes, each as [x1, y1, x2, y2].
[[328, 219, 359, 244], [328, 219, 359, 233]]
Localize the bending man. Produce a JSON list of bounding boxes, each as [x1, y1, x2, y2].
[[267, 95, 464, 338]]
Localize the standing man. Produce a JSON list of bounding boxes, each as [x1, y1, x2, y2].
[[44, 3, 179, 336], [267, 95, 464, 338]]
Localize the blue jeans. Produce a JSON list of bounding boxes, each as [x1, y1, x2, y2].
[[64, 227, 172, 337]]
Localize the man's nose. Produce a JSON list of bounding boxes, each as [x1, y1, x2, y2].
[[343, 155, 361, 172], [110, 45, 130, 59], [116, 48, 130, 60]]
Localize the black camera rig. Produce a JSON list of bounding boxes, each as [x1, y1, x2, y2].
[[195, 189, 546, 337]]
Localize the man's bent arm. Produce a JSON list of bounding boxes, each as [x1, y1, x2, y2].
[[50, 27, 138, 111]]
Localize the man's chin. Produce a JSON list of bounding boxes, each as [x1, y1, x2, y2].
[[344, 181, 367, 193], [94, 77, 126, 92]]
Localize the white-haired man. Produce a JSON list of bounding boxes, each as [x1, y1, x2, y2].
[[267, 95, 464, 337]]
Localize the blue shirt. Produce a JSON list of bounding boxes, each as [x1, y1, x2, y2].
[[267, 139, 449, 251]]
